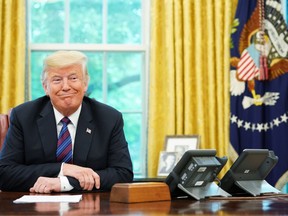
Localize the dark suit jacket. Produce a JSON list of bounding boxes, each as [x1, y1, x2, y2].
[[0, 96, 133, 192]]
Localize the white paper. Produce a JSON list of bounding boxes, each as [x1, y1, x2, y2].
[[13, 195, 82, 203]]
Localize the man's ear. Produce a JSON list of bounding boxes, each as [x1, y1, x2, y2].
[[84, 82, 89, 93], [42, 82, 49, 96]]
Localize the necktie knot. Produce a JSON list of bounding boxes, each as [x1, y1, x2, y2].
[[61, 117, 70, 125]]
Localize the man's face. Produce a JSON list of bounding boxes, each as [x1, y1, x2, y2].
[[43, 64, 88, 116]]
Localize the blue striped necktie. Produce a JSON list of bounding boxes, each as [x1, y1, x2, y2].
[[56, 117, 73, 163]]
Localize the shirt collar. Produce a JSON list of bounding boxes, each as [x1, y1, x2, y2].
[[53, 105, 82, 126]]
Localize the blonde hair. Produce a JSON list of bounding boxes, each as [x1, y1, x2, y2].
[[41, 50, 90, 84]]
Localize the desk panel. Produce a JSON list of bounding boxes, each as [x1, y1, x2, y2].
[[0, 191, 288, 215]]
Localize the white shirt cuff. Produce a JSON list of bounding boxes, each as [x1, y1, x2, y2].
[[58, 163, 74, 191], [59, 176, 74, 191]]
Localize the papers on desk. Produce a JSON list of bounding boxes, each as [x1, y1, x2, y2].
[[13, 195, 82, 204]]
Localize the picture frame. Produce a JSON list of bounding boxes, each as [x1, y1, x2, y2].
[[165, 135, 200, 159], [157, 151, 178, 177]]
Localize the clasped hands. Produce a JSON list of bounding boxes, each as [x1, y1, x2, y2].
[[30, 163, 100, 193]]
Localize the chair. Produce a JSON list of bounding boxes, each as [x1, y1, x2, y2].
[[0, 113, 10, 151]]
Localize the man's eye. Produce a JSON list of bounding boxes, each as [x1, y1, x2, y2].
[[69, 76, 78, 81], [52, 78, 62, 83]]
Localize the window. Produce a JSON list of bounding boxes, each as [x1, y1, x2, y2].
[[28, 0, 149, 177]]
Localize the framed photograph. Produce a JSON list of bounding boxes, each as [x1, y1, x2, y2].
[[165, 135, 200, 158], [157, 151, 178, 177]]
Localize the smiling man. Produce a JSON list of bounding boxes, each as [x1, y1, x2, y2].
[[0, 51, 133, 193]]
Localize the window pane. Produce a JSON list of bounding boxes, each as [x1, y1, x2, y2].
[[84, 52, 103, 101], [107, 0, 142, 44], [70, 0, 103, 43], [123, 113, 143, 176], [106, 52, 142, 110], [30, 51, 52, 98], [30, 0, 64, 43]]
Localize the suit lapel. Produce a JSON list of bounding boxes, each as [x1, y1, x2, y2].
[[37, 101, 58, 162], [73, 101, 95, 165]]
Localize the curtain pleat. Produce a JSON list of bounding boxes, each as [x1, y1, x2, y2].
[[0, 0, 26, 113], [148, 0, 239, 177]]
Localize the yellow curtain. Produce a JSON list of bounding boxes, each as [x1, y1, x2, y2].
[[148, 0, 239, 177], [0, 0, 26, 114]]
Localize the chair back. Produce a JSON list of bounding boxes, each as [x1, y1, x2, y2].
[[0, 113, 10, 151]]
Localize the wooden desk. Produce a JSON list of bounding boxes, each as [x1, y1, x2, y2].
[[0, 191, 288, 215]]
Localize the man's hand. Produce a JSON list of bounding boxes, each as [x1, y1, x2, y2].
[[62, 163, 100, 190], [30, 177, 61, 193]]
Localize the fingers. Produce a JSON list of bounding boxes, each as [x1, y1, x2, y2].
[[93, 172, 100, 189], [30, 177, 61, 193], [78, 172, 93, 190], [78, 168, 100, 191], [63, 164, 100, 191], [30, 183, 51, 194]]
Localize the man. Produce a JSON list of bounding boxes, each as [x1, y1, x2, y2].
[[0, 51, 133, 193]]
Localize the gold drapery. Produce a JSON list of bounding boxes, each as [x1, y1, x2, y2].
[[0, 0, 26, 113], [148, 0, 239, 177]]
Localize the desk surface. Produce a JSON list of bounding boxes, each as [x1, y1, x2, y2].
[[1, 191, 288, 215]]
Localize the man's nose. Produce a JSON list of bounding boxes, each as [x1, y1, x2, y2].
[[62, 78, 71, 89]]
